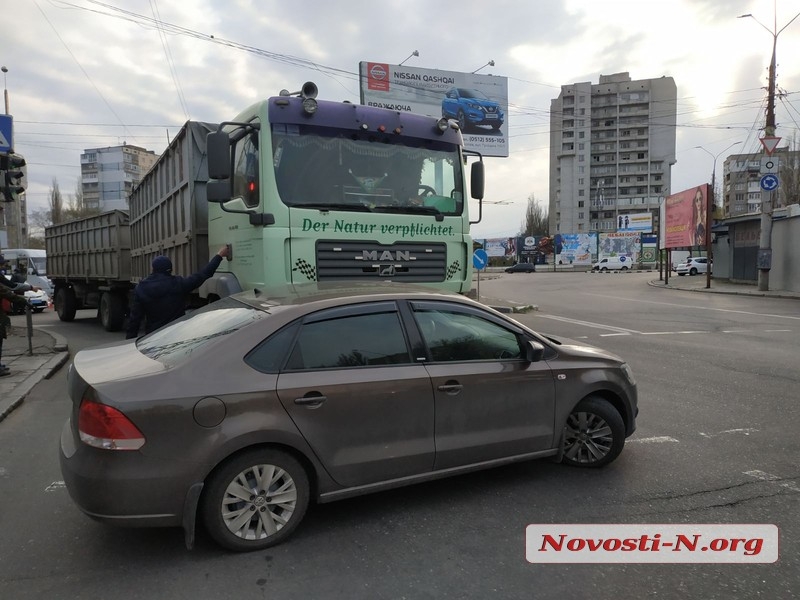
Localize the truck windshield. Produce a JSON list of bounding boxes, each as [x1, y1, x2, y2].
[[271, 124, 464, 216]]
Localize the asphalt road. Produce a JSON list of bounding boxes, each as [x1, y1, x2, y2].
[[1, 275, 798, 600]]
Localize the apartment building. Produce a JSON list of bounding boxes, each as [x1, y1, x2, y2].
[[81, 144, 159, 212], [722, 148, 800, 218], [549, 72, 677, 235]]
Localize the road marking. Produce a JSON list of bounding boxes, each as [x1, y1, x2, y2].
[[744, 470, 800, 493], [764, 329, 792, 332], [628, 436, 679, 444], [640, 330, 705, 335], [45, 481, 66, 492], [537, 314, 641, 334], [599, 332, 631, 337], [699, 428, 758, 438], [585, 293, 800, 321]]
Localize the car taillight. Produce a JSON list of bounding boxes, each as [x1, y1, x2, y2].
[[78, 392, 145, 451]]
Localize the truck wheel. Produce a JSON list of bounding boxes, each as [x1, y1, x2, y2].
[[55, 288, 77, 322], [100, 292, 126, 332]]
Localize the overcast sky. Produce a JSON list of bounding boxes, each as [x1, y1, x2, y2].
[[5, 0, 800, 239]]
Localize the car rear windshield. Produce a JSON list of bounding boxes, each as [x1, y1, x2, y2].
[[136, 297, 268, 367]]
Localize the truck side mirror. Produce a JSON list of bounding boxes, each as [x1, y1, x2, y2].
[[470, 161, 484, 200], [207, 131, 232, 180]]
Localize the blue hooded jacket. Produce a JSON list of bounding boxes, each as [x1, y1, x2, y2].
[[125, 254, 223, 339]]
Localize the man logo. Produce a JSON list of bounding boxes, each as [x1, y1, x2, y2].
[[363, 250, 412, 261]]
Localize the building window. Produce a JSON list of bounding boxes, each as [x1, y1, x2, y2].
[[578, 201, 584, 207]]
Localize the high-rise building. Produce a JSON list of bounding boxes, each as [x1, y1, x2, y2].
[[549, 72, 677, 235], [722, 148, 800, 218], [80, 144, 159, 212]]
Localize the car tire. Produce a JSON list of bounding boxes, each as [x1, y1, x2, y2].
[[620, 266, 628, 271], [562, 396, 625, 468], [457, 110, 468, 132], [600, 267, 608, 272], [690, 268, 698, 276], [678, 273, 685, 276], [33, 307, 45, 313], [201, 448, 310, 552]]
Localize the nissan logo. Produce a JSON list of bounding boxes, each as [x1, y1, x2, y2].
[[370, 64, 387, 81]]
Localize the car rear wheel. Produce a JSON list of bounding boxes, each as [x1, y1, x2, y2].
[[690, 268, 698, 275], [620, 266, 628, 271], [201, 449, 310, 551], [562, 396, 625, 468]]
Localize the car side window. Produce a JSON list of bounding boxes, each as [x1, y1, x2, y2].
[[285, 310, 412, 370], [245, 322, 301, 374], [412, 306, 523, 362]]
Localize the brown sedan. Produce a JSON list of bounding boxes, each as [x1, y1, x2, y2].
[[59, 283, 638, 551]]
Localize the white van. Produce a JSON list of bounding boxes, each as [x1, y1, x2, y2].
[[592, 256, 632, 271], [0, 248, 53, 295]]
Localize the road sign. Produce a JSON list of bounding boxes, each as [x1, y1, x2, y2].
[[760, 136, 781, 155], [473, 249, 488, 270], [0, 114, 12, 154], [760, 157, 778, 174], [760, 174, 779, 192]]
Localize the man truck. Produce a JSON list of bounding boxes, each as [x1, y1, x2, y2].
[[46, 83, 485, 331]]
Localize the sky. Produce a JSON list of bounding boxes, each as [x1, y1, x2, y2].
[[4, 0, 800, 240]]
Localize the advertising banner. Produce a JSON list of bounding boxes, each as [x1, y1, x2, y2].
[[484, 237, 516, 258], [359, 62, 509, 157], [519, 235, 539, 257], [555, 233, 597, 265], [664, 185, 708, 249], [616, 212, 653, 233], [598, 232, 641, 262]]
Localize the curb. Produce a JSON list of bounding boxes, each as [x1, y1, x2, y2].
[[0, 351, 70, 423]]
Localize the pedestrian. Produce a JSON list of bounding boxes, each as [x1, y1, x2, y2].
[[0, 272, 31, 377], [125, 246, 230, 339]]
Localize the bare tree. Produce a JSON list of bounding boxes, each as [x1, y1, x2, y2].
[[519, 194, 549, 236], [779, 134, 800, 207], [49, 178, 64, 224]]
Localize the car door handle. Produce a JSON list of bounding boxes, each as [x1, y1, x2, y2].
[[294, 394, 327, 408], [437, 383, 463, 394]]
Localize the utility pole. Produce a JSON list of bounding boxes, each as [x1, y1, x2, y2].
[[739, 10, 800, 291]]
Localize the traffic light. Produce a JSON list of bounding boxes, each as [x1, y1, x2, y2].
[[1, 153, 26, 202]]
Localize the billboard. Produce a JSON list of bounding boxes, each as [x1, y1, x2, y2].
[[664, 185, 708, 249], [359, 62, 509, 157], [555, 233, 597, 265], [616, 212, 653, 233], [484, 237, 516, 258], [598, 232, 641, 262]]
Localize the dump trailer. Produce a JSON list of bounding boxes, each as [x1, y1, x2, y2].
[[45, 210, 133, 330], [45, 122, 218, 331]]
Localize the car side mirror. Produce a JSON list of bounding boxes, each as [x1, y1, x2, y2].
[[525, 340, 545, 363]]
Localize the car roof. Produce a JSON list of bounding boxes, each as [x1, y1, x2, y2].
[[231, 282, 478, 312]]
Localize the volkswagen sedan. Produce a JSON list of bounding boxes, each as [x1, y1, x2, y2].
[[59, 283, 638, 552]]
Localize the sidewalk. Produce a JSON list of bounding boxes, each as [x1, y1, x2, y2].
[[0, 324, 70, 422], [648, 274, 800, 300]]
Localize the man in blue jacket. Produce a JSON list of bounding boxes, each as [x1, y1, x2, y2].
[[125, 246, 230, 339]]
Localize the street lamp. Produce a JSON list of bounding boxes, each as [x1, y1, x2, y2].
[[738, 9, 800, 291], [399, 50, 419, 66], [694, 141, 742, 288], [472, 60, 495, 74], [2, 66, 8, 114]]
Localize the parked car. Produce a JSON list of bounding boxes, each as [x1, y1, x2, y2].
[[441, 87, 504, 132], [505, 262, 536, 273], [676, 257, 711, 276], [592, 256, 632, 271], [59, 283, 638, 552]]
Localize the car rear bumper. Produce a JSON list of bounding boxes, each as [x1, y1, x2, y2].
[[59, 418, 190, 528]]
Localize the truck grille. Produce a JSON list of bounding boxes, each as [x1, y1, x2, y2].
[[313, 241, 448, 282]]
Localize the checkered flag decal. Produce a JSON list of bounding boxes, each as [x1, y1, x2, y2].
[[446, 260, 461, 280], [293, 258, 317, 282]]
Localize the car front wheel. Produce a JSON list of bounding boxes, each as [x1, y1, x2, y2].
[[690, 268, 698, 275], [562, 396, 625, 468], [201, 449, 310, 551]]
